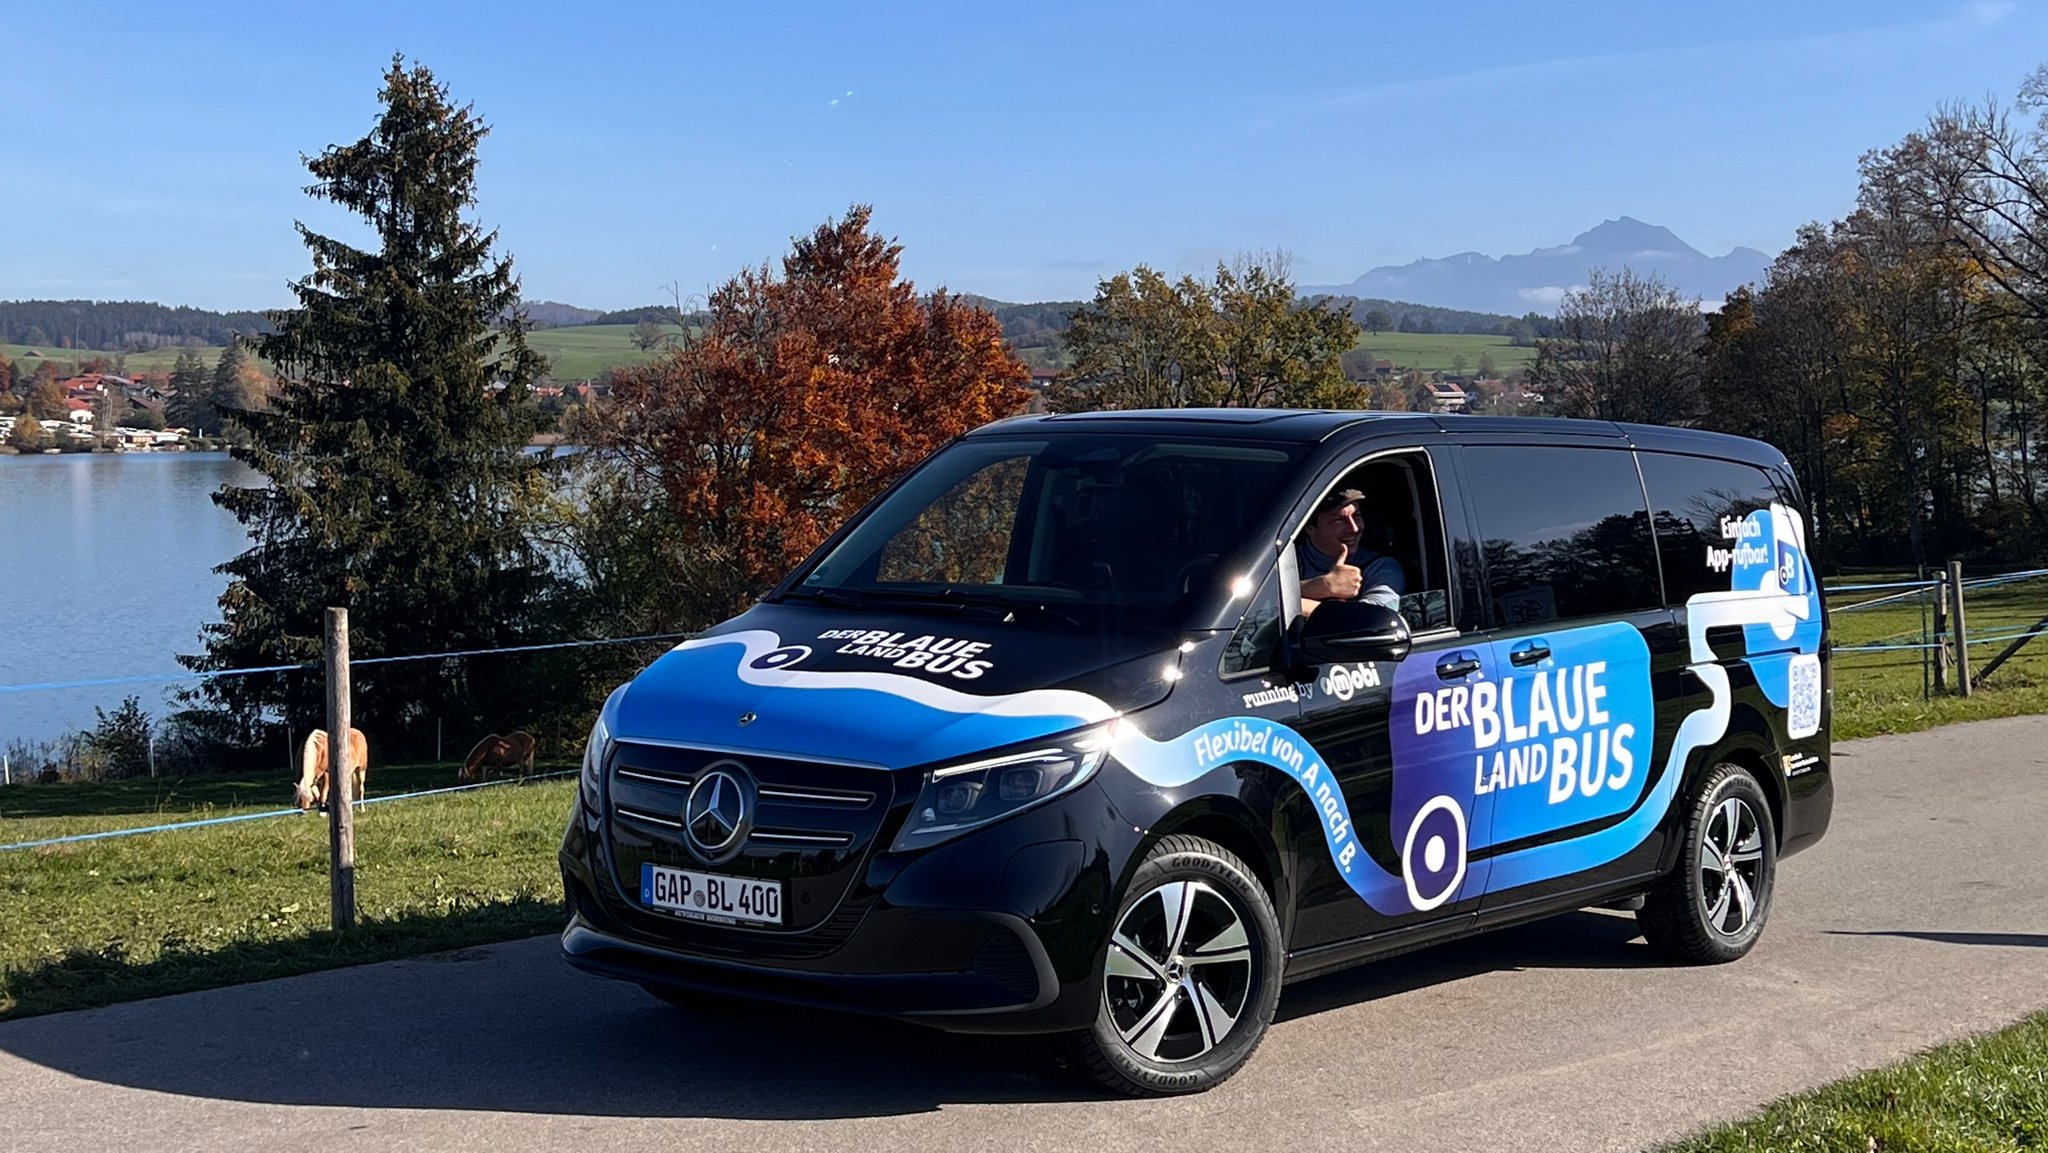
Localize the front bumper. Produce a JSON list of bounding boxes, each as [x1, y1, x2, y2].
[[560, 908, 1061, 1023], [559, 778, 1143, 1034]]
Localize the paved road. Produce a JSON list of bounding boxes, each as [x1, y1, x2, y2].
[[5, 715, 2048, 1153]]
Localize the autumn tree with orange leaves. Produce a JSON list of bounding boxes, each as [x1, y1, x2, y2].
[[577, 205, 1031, 632]]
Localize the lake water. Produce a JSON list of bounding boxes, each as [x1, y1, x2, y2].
[[0, 453, 256, 752]]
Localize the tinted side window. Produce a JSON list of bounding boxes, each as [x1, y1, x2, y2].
[[1638, 451, 1783, 604], [1463, 446, 1662, 625], [1221, 570, 1284, 678]]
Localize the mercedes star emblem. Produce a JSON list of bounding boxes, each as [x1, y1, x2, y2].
[[683, 763, 753, 863]]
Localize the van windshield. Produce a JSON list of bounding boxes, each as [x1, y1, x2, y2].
[[789, 434, 1304, 629]]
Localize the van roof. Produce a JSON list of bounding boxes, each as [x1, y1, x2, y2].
[[971, 410, 1785, 466], [971, 409, 1429, 442]]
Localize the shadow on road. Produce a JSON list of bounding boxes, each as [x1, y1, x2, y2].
[[0, 908, 1662, 1121], [1824, 930, 2048, 948], [1277, 909, 1656, 1023], [0, 936, 1088, 1119]]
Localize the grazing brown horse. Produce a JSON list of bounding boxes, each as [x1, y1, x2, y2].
[[461, 730, 537, 782], [294, 728, 369, 811]]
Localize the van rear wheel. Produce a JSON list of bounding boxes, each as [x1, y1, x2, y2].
[[1070, 834, 1282, 1097], [1638, 763, 1777, 964]]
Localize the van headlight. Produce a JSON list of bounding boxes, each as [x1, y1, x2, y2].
[[581, 684, 626, 810], [577, 712, 614, 810], [890, 724, 1114, 851]]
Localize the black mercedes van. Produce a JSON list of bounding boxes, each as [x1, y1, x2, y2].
[[560, 410, 1832, 1096]]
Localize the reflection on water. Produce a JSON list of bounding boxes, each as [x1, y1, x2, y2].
[[0, 453, 258, 746]]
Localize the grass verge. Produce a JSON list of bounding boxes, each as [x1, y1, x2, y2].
[[1657, 1009, 2048, 1152], [1828, 574, 2048, 741], [0, 765, 573, 1019]]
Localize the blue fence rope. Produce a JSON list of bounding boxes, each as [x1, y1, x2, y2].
[[1826, 579, 1941, 594], [349, 632, 693, 668], [1964, 628, 2048, 648], [1959, 567, 2048, 590], [1830, 590, 1935, 613], [0, 770, 577, 853], [0, 632, 694, 696], [0, 664, 309, 695]]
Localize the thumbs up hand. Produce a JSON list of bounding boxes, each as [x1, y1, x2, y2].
[[1322, 542, 1364, 600]]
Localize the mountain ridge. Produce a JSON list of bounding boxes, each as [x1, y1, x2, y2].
[[1304, 216, 1770, 315]]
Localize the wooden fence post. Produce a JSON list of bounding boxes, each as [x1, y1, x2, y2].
[[1950, 561, 1971, 698], [325, 607, 356, 931], [1933, 577, 1951, 694]]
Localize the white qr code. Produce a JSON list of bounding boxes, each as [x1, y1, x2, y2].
[[1787, 653, 1821, 740]]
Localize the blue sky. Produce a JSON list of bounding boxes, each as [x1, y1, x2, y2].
[[2, 0, 2045, 311]]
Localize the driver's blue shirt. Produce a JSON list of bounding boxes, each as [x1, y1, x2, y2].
[[1296, 539, 1405, 613]]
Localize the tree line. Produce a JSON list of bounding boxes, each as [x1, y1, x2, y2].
[[0, 301, 273, 350], [1319, 297, 1556, 343]]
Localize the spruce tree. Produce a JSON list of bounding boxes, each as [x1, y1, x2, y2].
[[165, 348, 211, 431], [182, 57, 563, 753]]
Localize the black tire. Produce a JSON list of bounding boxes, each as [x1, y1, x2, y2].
[[1638, 763, 1778, 964], [1070, 834, 1283, 1097]]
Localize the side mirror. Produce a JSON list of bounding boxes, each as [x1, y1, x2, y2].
[[1293, 600, 1413, 666]]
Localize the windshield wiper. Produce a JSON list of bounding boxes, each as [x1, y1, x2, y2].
[[789, 585, 1079, 627], [933, 588, 1081, 628], [778, 586, 868, 610]]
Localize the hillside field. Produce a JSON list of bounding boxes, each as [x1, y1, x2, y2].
[[6, 325, 1530, 385], [1349, 331, 1538, 374], [3, 325, 687, 385], [2, 342, 224, 375], [523, 323, 684, 380]]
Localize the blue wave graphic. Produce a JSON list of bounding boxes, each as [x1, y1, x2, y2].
[[1115, 717, 1424, 914], [615, 631, 1114, 768]]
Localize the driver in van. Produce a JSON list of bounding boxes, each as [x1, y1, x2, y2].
[[1298, 486, 1405, 616]]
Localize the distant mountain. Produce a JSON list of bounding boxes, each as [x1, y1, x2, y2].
[[1303, 217, 1771, 315]]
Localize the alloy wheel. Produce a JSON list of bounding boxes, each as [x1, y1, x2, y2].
[[1103, 879, 1255, 1063], [1699, 796, 1765, 936]]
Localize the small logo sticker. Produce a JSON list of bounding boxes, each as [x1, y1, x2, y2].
[[1318, 662, 1382, 702], [748, 645, 812, 671]]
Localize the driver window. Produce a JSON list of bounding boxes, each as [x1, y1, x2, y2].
[[1295, 454, 1451, 631]]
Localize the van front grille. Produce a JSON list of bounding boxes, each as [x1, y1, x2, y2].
[[601, 741, 900, 943]]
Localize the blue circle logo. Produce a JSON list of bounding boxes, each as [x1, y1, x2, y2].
[[1401, 796, 1468, 912], [748, 645, 812, 671]]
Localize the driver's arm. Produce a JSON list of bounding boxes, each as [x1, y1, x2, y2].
[[1358, 553, 1406, 612]]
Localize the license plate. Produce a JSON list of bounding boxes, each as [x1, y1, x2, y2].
[[640, 863, 782, 926]]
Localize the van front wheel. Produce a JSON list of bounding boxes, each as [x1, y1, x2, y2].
[[1638, 763, 1777, 964], [1070, 834, 1283, 1097]]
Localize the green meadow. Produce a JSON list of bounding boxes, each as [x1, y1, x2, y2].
[[5, 324, 686, 384], [0, 761, 574, 1019], [9, 325, 1533, 385], [1347, 331, 1540, 374]]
